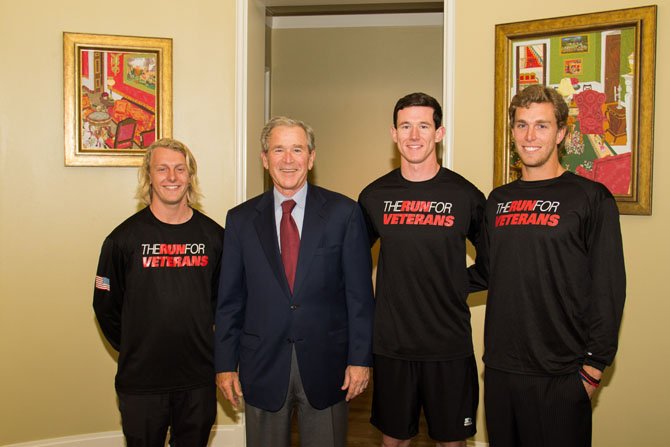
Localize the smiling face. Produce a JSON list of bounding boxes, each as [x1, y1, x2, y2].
[[392, 106, 445, 170], [261, 125, 315, 197], [512, 102, 567, 180], [149, 146, 190, 208]]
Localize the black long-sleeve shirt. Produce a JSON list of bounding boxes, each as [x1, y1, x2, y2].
[[93, 207, 224, 393], [359, 168, 485, 361], [471, 172, 626, 374]]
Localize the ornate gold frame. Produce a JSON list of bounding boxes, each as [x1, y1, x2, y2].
[[63, 32, 172, 166], [494, 6, 656, 215]]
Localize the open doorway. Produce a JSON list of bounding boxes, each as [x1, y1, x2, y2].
[[239, 1, 451, 202], [266, 2, 444, 200], [238, 3, 448, 446]]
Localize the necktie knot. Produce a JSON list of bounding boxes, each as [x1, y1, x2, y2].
[[282, 199, 296, 215]]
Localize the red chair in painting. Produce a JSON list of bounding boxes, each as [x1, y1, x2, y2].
[[575, 152, 631, 195], [105, 118, 137, 149], [140, 128, 156, 148], [574, 89, 606, 134], [108, 99, 155, 146]]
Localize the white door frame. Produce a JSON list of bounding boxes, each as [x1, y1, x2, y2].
[[234, 0, 456, 204]]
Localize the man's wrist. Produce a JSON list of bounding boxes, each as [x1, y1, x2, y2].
[[580, 366, 602, 388], [581, 364, 603, 380]]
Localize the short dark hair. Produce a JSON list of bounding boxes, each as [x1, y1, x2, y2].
[[393, 92, 442, 129], [508, 85, 569, 130]]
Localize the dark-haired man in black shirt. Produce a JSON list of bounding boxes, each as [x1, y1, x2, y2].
[[359, 93, 485, 447]]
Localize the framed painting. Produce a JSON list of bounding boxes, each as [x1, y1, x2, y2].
[[64, 32, 172, 167], [560, 35, 589, 54], [494, 6, 657, 215]]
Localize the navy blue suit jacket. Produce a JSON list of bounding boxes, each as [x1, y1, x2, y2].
[[215, 184, 374, 411]]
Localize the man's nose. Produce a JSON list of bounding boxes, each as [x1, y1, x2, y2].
[[524, 127, 536, 141]]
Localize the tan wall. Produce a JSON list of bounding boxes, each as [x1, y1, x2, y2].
[[270, 25, 443, 200], [270, 3, 670, 447], [1, 1, 668, 446], [0, 0, 238, 444], [456, 1, 669, 446]]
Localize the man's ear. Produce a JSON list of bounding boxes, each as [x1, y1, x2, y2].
[[391, 125, 398, 143], [261, 151, 269, 170], [556, 126, 567, 145], [435, 125, 446, 142]]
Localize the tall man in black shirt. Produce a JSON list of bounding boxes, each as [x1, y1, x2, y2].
[[359, 93, 485, 447], [93, 138, 224, 447], [472, 85, 626, 446]]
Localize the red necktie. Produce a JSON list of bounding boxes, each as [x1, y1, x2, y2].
[[280, 200, 300, 293]]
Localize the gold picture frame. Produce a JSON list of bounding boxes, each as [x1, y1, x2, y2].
[[494, 6, 656, 215], [64, 32, 172, 167]]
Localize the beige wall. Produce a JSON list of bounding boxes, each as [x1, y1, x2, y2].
[[0, 0, 238, 444], [270, 25, 443, 200], [270, 3, 670, 447], [1, 0, 668, 446], [456, 1, 669, 446]]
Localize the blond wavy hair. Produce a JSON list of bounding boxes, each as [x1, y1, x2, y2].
[[136, 138, 203, 208]]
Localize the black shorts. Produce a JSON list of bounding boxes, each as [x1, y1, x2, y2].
[[371, 355, 478, 442], [484, 367, 592, 447]]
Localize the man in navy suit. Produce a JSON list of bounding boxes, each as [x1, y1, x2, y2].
[[215, 116, 375, 447]]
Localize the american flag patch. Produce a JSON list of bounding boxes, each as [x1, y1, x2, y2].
[[95, 275, 111, 291]]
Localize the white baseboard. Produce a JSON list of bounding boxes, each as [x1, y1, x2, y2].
[[3, 425, 245, 447], [4, 427, 487, 447]]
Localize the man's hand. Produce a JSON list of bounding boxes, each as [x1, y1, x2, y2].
[[581, 365, 603, 400], [341, 365, 370, 402], [217, 371, 243, 409], [582, 381, 597, 399]]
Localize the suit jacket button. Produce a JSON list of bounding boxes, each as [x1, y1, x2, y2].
[[290, 304, 299, 310]]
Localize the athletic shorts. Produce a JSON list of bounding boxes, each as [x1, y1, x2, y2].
[[371, 354, 478, 442], [484, 367, 592, 447]]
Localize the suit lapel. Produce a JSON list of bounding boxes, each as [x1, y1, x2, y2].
[[293, 185, 326, 298], [254, 191, 292, 298]]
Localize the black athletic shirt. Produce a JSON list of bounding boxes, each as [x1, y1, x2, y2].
[[359, 168, 485, 361], [471, 172, 626, 375], [93, 207, 224, 393]]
